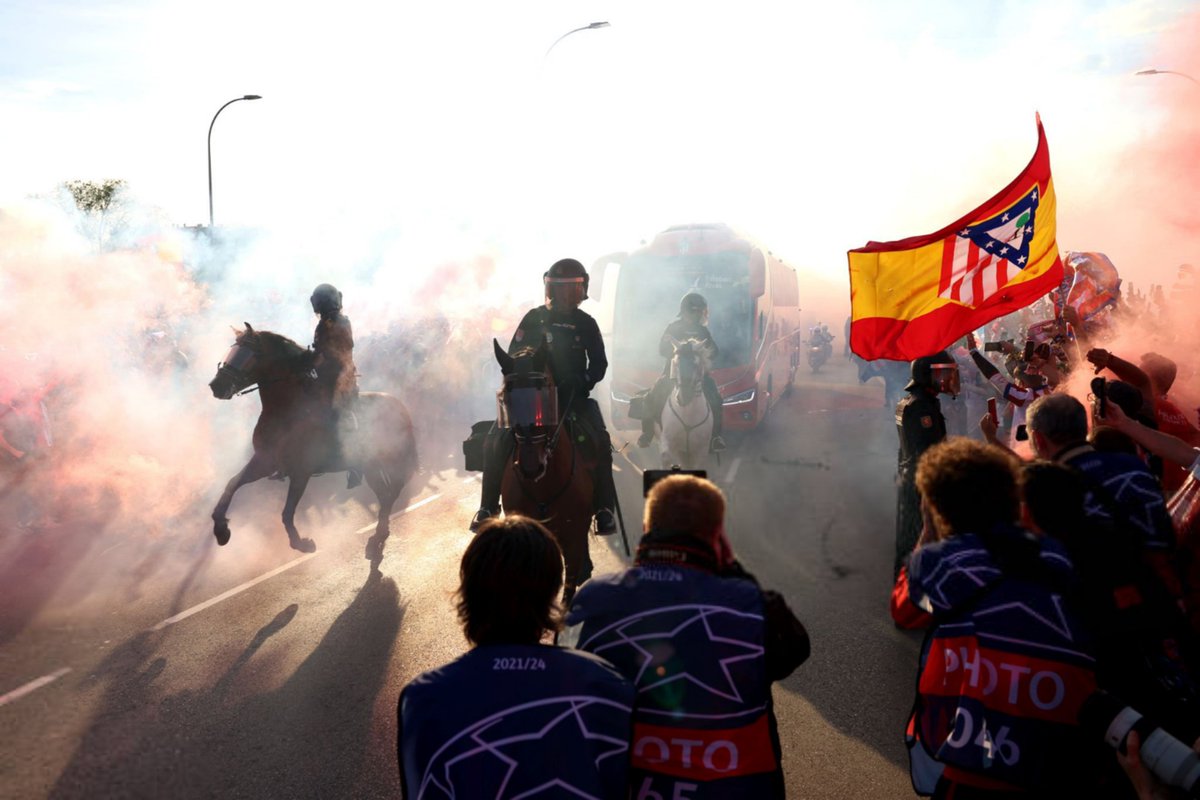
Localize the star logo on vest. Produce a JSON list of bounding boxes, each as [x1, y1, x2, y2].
[[415, 696, 631, 799], [939, 185, 1040, 308], [581, 605, 766, 713]]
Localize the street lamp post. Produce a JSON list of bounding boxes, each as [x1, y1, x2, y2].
[[1135, 68, 1200, 87], [545, 21, 610, 58], [207, 94, 262, 228]]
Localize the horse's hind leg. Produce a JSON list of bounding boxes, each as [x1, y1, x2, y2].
[[282, 474, 316, 553], [364, 469, 401, 564], [212, 453, 273, 546]]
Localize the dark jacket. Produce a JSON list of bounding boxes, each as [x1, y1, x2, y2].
[[510, 306, 607, 401], [660, 318, 719, 362], [896, 390, 946, 480]]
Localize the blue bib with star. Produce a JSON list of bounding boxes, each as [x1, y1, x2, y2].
[[398, 644, 635, 799], [568, 565, 784, 798]]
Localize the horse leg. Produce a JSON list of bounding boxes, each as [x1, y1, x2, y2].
[[282, 473, 317, 553], [364, 467, 401, 564], [211, 453, 273, 546]]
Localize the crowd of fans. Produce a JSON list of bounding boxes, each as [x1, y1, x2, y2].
[[890, 282, 1200, 798]]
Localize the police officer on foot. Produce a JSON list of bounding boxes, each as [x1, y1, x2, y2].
[[471, 258, 619, 535], [894, 350, 958, 575], [566, 473, 810, 799], [307, 283, 362, 489], [398, 515, 635, 798], [637, 292, 727, 453]]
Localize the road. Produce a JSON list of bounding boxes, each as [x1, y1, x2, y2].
[[0, 357, 920, 799]]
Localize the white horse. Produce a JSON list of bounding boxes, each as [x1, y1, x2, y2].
[[659, 339, 714, 470]]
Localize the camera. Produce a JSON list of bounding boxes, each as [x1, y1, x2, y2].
[[1015, 424, 1028, 442], [643, 467, 707, 497], [1080, 691, 1200, 796]]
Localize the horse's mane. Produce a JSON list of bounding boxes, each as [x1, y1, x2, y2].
[[252, 330, 309, 368]]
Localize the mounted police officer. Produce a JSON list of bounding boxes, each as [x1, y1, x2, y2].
[[305, 283, 361, 489], [894, 350, 958, 575], [470, 258, 618, 534], [636, 291, 726, 452]]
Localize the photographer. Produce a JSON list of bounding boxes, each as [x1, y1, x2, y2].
[[892, 439, 1098, 798], [1025, 394, 1180, 600], [565, 473, 809, 799], [398, 516, 635, 799]]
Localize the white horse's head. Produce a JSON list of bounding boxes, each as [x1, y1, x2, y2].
[[670, 338, 711, 406]]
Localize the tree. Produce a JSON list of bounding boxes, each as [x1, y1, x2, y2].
[[60, 179, 130, 250]]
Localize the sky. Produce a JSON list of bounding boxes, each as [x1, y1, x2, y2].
[[1, 0, 1198, 298]]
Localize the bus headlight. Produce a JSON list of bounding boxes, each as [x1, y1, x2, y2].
[[723, 389, 755, 405], [611, 390, 633, 403]]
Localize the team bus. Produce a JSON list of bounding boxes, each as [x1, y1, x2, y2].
[[589, 223, 803, 433]]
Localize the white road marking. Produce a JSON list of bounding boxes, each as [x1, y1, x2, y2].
[[462, 475, 481, 483], [352, 492, 444, 535], [0, 667, 70, 708], [725, 456, 743, 484], [151, 553, 318, 631]]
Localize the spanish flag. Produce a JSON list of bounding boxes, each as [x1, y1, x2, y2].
[[848, 116, 1063, 361]]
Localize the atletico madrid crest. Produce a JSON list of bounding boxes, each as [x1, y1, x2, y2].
[[939, 186, 1040, 307]]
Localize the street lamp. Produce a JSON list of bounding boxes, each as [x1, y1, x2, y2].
[[207, 94, 262, 228], [545, 21, 610, 58], [1135, 68, 1200, 87]]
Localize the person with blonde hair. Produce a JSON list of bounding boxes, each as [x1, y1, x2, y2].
[[567, 474, 809, 799]]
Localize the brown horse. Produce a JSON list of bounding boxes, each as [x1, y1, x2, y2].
[[208, 325, 418, 559], [493, 339, 594, 603]]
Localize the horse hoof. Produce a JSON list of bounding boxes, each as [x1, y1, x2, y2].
[[289, 537, 317, 554], [214, 520, 231, 546]]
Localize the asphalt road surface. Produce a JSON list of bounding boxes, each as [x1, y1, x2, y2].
[[0, 356, 920, 799]]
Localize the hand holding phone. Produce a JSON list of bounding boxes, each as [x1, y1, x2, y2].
[[1090, 376, 1107, 419], [967, 332, 978, 351], [1023, 340, 1035, 361], [987, 397, 998, 426]]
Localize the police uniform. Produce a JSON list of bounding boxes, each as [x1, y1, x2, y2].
[[312, 312, 357, 411], [398, 644, 635, 799], [474, 264, 618, 531], [639, 316, 724, 444], [895, 390, 946, 575]]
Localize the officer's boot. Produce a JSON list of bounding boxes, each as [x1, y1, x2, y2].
[[470, 432, 506, 532], [703, 376, 726, 452], [592, 434, 618, 536], [637, 416, 656, 448]]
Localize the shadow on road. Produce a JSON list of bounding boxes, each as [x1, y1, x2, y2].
[[49, 573, 405, 799]]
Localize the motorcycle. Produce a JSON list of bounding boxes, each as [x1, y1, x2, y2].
[[808, 337, 833, 373]]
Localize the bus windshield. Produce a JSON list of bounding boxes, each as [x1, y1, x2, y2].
[[613, 250, 753, 372]]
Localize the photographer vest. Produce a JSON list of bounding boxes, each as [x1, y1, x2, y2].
[[398, 644, 635, 799], [568, 565, 784, 799], [905, 533, 1098, 793]]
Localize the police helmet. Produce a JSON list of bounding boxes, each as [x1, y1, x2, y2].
[[544, 258, 589, 303], [906, 350, 960, 396], [310, 283, 343, 316], [679, 292, 708, 318]]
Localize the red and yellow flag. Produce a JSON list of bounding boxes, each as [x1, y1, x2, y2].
[[848, 116, 1063, 361]]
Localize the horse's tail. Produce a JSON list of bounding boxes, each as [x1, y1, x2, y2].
[[356, 392, 419, 489]]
